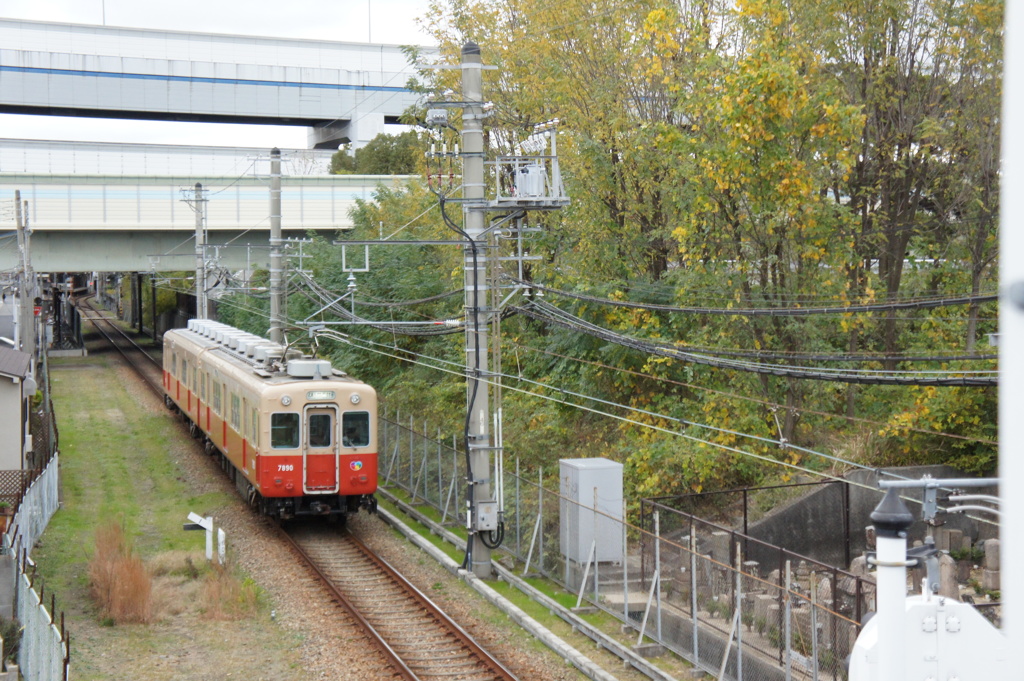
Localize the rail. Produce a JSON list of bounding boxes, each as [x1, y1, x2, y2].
[[75, 296, 163, 393], [279, 523, 517, 681]]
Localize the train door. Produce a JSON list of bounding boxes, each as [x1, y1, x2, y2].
[[303, 405, 339, 493]]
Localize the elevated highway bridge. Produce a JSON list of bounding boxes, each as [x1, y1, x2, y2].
[[0, 18, 432, 148], [0, 139, 413, 272]]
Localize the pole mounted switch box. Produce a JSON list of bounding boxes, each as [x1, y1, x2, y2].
[[475, 501, 498, 531], [426, 109, 449, 126]]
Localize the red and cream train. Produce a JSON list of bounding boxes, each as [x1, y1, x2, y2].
[[163, 319, 377, 519]]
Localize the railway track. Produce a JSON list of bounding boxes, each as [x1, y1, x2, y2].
[[76, 296, 164, 393], [79, 300, 517, 681], [281, 522, 517, 681]]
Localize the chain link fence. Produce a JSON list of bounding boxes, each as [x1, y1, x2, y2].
[[2, 453, 66, 681], [380, 408, 468, 527], [380, 410, 872, 681], [0, 345, 70, 681]]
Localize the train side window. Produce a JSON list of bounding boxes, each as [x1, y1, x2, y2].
[[172, 353, 177, 377], [200, 372, 207, 401], [271, 413, 300, 448], [182, 359, 188, 387], [250, 408, 259, 443], [308, 413, 332, 447], [342, 412, 370, 447], [213, 382, 222, 414], [230, 394, 241, 430]]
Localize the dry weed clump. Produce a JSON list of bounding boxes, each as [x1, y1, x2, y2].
[[201, 565, 262, 620], [88, 521, 153, 624]]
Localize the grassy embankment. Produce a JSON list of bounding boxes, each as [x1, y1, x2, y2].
[[33, 350, 304, 680]]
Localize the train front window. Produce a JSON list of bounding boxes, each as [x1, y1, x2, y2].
[[342, 412, 370, 447], [308, 413, 332, 448], [271, 413, 300, 448]]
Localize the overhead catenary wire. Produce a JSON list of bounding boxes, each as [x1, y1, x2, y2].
[[317, 328, 997, 527], [181, 277, 996, 525], [511, 342, 999, 447], [510, 277, 999, 317], [554, 275, 998, 308], [515, 299, 998, 386]]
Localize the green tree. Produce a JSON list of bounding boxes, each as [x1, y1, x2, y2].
[[330, 131, 427, 175]]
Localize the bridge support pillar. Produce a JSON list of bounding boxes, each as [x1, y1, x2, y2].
[[308, 113, 386, 150]]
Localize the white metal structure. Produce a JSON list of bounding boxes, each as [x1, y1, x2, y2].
[[0, 18, 433, 148], [0, 138, 335, 175], [1000, 0, 1024, 666], [849, 488, 1007, 680]]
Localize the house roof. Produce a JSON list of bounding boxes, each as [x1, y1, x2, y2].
[[0, 346, 31, 380]]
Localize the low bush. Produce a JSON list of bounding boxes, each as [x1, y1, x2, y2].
[[88, 522, 153, 624]]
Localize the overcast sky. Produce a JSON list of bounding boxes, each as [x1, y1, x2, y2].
[[0, 0, 432, 148]]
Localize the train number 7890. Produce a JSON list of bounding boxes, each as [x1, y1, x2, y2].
[[277, 464, 295, 472]]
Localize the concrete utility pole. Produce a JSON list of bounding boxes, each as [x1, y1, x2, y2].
[[269, 148, 284, 344], [194, 183, 208, 319], [151, 275, 158, 341], [14, 191, 35, 368], [461, 42, 495, 578]]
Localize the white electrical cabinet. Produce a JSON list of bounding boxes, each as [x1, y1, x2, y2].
[[559, 458, 623, 563]]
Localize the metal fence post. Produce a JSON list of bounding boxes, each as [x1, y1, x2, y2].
[[408, 414, 414, 491], [623, 499, 629, 625], [421, 421, 429, 499], [785, 559, 793, 681], [811, 571, 820, 681], [736, 543, 743, 681], [593, 487, 599, 604], [690, 532, 699, 661], [453, 435, 460, 521], [516, 457, 522, 559], [538, 466, 544, 574], [655, 510, 662, 640]]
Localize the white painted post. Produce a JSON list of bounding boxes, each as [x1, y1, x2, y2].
[[872, 489, 913, 681], [218, 528, 226, 565], [205, 516, 213, 561]]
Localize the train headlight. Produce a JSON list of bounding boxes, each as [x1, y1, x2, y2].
[[281, 395, 292, 406], [350, 394, 361, 405]]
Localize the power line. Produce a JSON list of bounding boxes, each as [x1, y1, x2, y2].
[[320, 329, 996, 525], [516, 300, 998, 386], [507, 342, 998, 447], [511, 277, 998, 317]]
